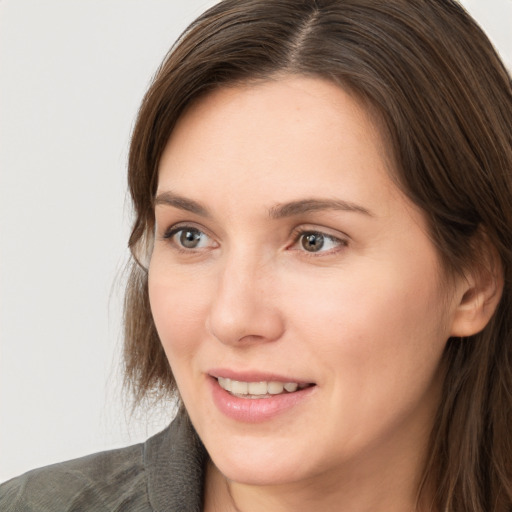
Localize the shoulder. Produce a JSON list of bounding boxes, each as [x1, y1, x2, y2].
[[0, 413, 207, 512], [0, 441, 149, 512]]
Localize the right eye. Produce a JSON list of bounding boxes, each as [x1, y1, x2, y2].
[[164, 226, 215, 250]]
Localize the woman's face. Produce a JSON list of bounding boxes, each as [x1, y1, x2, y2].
[[149, 77, 461, 487]]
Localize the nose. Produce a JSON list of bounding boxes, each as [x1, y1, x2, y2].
[[206, 253, 285, 346]]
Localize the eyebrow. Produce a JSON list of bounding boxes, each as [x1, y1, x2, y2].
[[154, 191, 373, 219], [268, 198, 373, 219], [154, 191, 210, 217]]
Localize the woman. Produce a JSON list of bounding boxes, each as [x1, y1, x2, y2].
[[1, 0, 511, 510]]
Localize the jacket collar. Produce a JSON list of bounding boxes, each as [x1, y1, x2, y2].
[[144, 411, 207, 512]]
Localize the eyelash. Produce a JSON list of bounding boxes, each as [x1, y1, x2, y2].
[[161, 225, 348, 256]]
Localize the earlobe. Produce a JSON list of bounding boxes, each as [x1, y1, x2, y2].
[[449, 250, 504, 338]]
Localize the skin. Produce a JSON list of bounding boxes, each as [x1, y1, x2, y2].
[[148, 76, 468, 512]]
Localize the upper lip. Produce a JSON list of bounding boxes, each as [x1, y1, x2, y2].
[[208, 368, 314, 384]]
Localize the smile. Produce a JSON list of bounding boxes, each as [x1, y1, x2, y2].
[[217, 377, 312, 398]]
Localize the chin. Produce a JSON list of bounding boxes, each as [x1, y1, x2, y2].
[[207, 438, 314, 487], [217, 460, 304, 487]]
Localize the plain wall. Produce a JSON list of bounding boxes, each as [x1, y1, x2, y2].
[[1, 0, 511, 483]]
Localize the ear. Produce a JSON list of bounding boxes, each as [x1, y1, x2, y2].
[[449, 241, 504, 338]]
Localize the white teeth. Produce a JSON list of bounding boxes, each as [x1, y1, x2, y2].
[[268, 381, 284, 394], [284, 382, 298, 392], [248, 381, 268, 395], [218, 377, 232, 392], [217, 378, 308, 397], [231, 380, 248, 394]]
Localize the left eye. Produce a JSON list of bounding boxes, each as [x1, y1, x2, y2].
[[164, 227, 213, 249], [295, 231, 345, 253]]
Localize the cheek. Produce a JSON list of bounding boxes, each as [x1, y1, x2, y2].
[[289, 268, 449, 442], [148, 258, 211, 362], [283, 254, 450, 384]]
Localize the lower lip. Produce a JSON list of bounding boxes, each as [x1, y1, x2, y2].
[[209, 377, 316, 423]]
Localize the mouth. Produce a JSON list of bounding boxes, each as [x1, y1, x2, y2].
[[209, 372, 317, 422], [216, 377, 314, 399]]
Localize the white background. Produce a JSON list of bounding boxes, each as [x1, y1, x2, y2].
[[1, 0, 511, 483]]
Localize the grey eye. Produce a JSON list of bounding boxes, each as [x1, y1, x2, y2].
[[179, 228, 204, 248], [164, 225, 215, 251]]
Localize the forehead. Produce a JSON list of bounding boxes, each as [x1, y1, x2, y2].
[[158, 76, 395, 199]]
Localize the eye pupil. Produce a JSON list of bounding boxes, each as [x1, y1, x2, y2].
[[180, 229, 201, 248], [301, 233, 325, 252]]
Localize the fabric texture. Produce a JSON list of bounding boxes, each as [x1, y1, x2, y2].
[[0, 412, 207, 512]]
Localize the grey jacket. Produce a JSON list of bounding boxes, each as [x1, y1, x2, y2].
[[0, 412, 207, 512]]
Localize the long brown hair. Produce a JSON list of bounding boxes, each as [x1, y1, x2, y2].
[[124, 1, 512, 509]]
